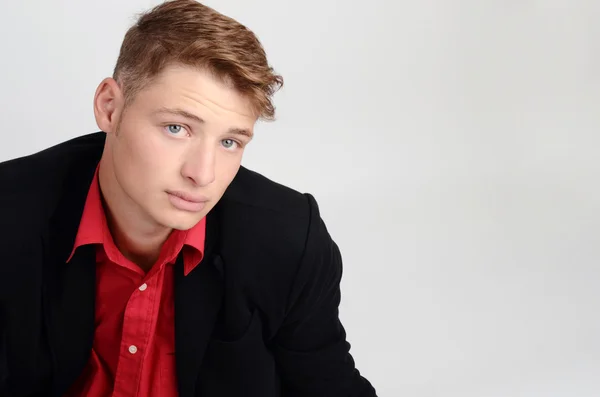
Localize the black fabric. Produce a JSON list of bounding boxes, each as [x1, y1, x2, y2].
[[0, 132, 377, 397]]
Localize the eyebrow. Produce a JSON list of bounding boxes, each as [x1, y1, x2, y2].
[[153, 107, 254, 139]]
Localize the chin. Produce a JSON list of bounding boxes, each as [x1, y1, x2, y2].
[[170, 222, 199, 231], [163, 217, 201, 231], [156, 210, 205, 231]]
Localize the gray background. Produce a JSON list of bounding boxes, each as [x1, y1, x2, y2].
[[1, 1, 599, 396]]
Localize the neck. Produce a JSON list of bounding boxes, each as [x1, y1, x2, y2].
[[98, 156, 171, 272]]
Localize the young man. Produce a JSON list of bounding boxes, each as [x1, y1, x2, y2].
[[0, 1, 376, 396]]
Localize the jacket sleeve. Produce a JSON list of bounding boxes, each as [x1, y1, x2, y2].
[[271, 193, 377, 397]]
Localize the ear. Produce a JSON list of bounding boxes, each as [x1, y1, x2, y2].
[[93, 77, 125, 134]]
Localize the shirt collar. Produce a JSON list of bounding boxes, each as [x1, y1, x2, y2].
[[67, 165, 206, 275]]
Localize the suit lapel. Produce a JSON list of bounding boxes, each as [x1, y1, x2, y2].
[[44, 245, 97, 396], [174, 206, 225, 397], [42, 146, 101, 396]]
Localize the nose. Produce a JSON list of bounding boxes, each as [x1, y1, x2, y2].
[[180, 143, 216, 187]]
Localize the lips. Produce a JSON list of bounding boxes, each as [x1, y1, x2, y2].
[[166, 191, 208, 212], [167, 190, 208, 203]]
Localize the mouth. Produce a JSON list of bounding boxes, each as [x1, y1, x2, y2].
[[166, 191, 209, 212], [167, 190, 209, 203]]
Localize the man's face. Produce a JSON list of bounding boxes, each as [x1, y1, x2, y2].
[[103, 65, 257, 231]]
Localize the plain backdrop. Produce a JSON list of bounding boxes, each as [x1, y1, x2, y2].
[[1, 1, 599, 396]]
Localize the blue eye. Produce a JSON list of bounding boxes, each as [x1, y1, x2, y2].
[[167, 125, 182, 134], [222, 139, 238, 149]]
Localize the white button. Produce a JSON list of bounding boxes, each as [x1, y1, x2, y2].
[[128, 345, 138, 354], [139, 283, 147, 291]]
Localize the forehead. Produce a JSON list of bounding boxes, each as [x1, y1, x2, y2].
[[132, 64, 257, 123]]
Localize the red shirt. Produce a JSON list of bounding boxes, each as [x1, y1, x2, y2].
[[64, 167, 206, 397]]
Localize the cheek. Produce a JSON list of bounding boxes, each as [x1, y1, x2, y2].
[[216, 155, 242, 187], [120, 130, 167, 171], [113, 131, 170, 194]]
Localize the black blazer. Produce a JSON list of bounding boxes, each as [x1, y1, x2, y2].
[[0, 132, 376, 397]]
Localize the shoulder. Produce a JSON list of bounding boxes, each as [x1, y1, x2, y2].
[[0, 132, 105, 191], [223, 166, 312, 216], [0, 132, 105, 232], [217, 167, 343, 332], [218, 166, 317, 255], [216, 167, 334, 323], [0, 132, 104, 297], [217, 165, 329, 272]]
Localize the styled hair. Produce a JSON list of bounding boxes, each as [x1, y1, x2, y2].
[[113, 0, 283, 120]]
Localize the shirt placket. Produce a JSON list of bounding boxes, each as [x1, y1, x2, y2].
[[111, 272, 160, 397]]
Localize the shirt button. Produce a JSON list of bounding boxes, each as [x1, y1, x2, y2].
[[139, 283, 147, 291], [128, 345, 138, 354]]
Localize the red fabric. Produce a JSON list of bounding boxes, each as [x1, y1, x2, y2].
[[64, 167, 206, 397]]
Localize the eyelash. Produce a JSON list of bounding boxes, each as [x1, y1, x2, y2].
[[164, 124, 243, 150], [223, 139, 241, 148]]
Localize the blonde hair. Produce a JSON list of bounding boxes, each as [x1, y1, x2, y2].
[[113, 0, 283, 120]]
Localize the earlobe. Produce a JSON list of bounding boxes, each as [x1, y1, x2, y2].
[[93, 77, 124, 134]]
